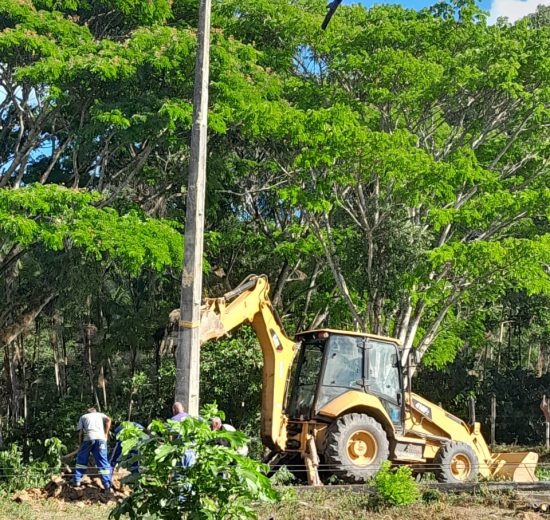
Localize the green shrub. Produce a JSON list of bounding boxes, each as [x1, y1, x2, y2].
[[0, 444, 24, 490], [536, 466, 550, 481], [0, 441, 63, 492], [422, 488, 442, 503], [270, 465, 296, 485], [42, 437, 66, 472], [368, 461, 420, 509], [110, 404, 279, 520]]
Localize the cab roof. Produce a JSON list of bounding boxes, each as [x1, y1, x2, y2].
[[296, 328, 402, 347]]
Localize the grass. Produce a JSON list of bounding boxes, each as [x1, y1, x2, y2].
[[257, 488, 525, 520], [0, 486, 530, 520], [0, 494, 111, 520]]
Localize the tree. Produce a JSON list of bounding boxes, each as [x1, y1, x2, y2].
[[211, 0, 550, 368], [0, 0, 294, 432], [0, 0, 548, 458], [0, 184, 182, 423]]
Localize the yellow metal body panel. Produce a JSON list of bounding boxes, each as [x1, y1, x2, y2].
[[318, 390, 537, 481], [318, 390, 394, 430], [405, 392, 494, 477], [199, 276, 296, 451]]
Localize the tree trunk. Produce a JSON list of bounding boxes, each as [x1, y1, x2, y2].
[[82, 323, 101, 410], [296, 262, 321, 332], [394, 299, 412, 344], [0, 293, 57, 348], [20, 336, 27, 422], [271, 261, 291, 307], [51, 326, 62, 394], [3, 339, 25, 426], [401, 299, 425, 369], [99, 365, 108, 410], [310, 215, 363, 328], [61, 323, 68, 395]]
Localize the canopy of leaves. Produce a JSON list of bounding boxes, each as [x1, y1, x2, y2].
[[0, 184, 182, 273]]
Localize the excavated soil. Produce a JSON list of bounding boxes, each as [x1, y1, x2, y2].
[[12, 471, 131, 505]]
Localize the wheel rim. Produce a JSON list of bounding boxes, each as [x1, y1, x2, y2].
[[450, 453, 471, 480], [346, 430, 378, 466]]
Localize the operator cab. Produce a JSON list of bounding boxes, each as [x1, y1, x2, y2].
[[287, 330, 404, 430]]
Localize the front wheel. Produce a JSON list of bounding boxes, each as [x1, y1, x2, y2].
[[324, 413, 389, 483], [434, 441, 479, 484]]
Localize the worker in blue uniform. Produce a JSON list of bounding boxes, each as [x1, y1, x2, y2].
[[110, 422, 144, 476], [73, 407, 112, 492]]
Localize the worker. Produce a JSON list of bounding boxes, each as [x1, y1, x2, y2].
[[210, 417, 230, 447], [171, 402, 195, 467], [110, 422, 143, 475], [73, 407, 112, 492], [210, 416, 223, 431], [171, 401, 189, 422], [210, 417, 249, 456]]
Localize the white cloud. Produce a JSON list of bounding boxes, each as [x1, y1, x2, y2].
[[488, 0, 550, 24]]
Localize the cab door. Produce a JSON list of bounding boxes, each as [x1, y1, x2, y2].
[[366, 340, 403, 430]]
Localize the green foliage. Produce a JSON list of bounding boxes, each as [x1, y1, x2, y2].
[[40, 437, 66, 472], [0, 184, 183, 274], [0, 445, 26, 491], [200, 328, 263, 431], [269, 465, 296, 486], [535, 466, 550, 481], [0, 0, 548, 478], [110, 405, 278, 520], [422, 488, 442, 503], [0, 438, 65, 492], [368, 462, 420, 509]]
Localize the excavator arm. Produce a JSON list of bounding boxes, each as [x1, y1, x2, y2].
[[197, 275, 296, 451]]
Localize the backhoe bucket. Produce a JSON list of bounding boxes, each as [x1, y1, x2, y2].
[[491, 451, 538, 482], [199, 307, 227, 343]]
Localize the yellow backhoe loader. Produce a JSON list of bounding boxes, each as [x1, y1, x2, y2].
[[171, 274, 538, 485]]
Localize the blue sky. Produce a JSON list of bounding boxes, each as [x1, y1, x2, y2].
[[345, 0, 549, 23]]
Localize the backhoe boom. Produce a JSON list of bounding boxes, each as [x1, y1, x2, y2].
[[198, 275, 296, 450]]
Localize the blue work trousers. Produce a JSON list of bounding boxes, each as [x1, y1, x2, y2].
[[74, 439, 112, 489], [174, 449, 196, 503], [110, 441, 139, 475]]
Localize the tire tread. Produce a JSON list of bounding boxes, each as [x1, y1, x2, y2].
[[325, 413, 389, 483], [434, 441, 479, 484]]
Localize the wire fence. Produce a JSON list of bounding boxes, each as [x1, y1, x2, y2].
[[0, 460, 547, 473]]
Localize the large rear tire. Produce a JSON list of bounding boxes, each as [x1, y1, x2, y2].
[[324, 413, 389, 483], [434, 441, 479, 484]]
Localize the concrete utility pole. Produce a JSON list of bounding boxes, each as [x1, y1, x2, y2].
[[175, 0, 212, 416]]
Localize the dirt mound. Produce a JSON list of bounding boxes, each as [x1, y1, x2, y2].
[[13, 471, 131, 505]]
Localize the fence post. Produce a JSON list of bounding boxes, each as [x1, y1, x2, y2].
[[468, 395, 476, 426], [490, 395, 496, 447]]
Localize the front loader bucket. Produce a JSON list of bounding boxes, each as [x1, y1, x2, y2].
[[491, 451, 538, 482]]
